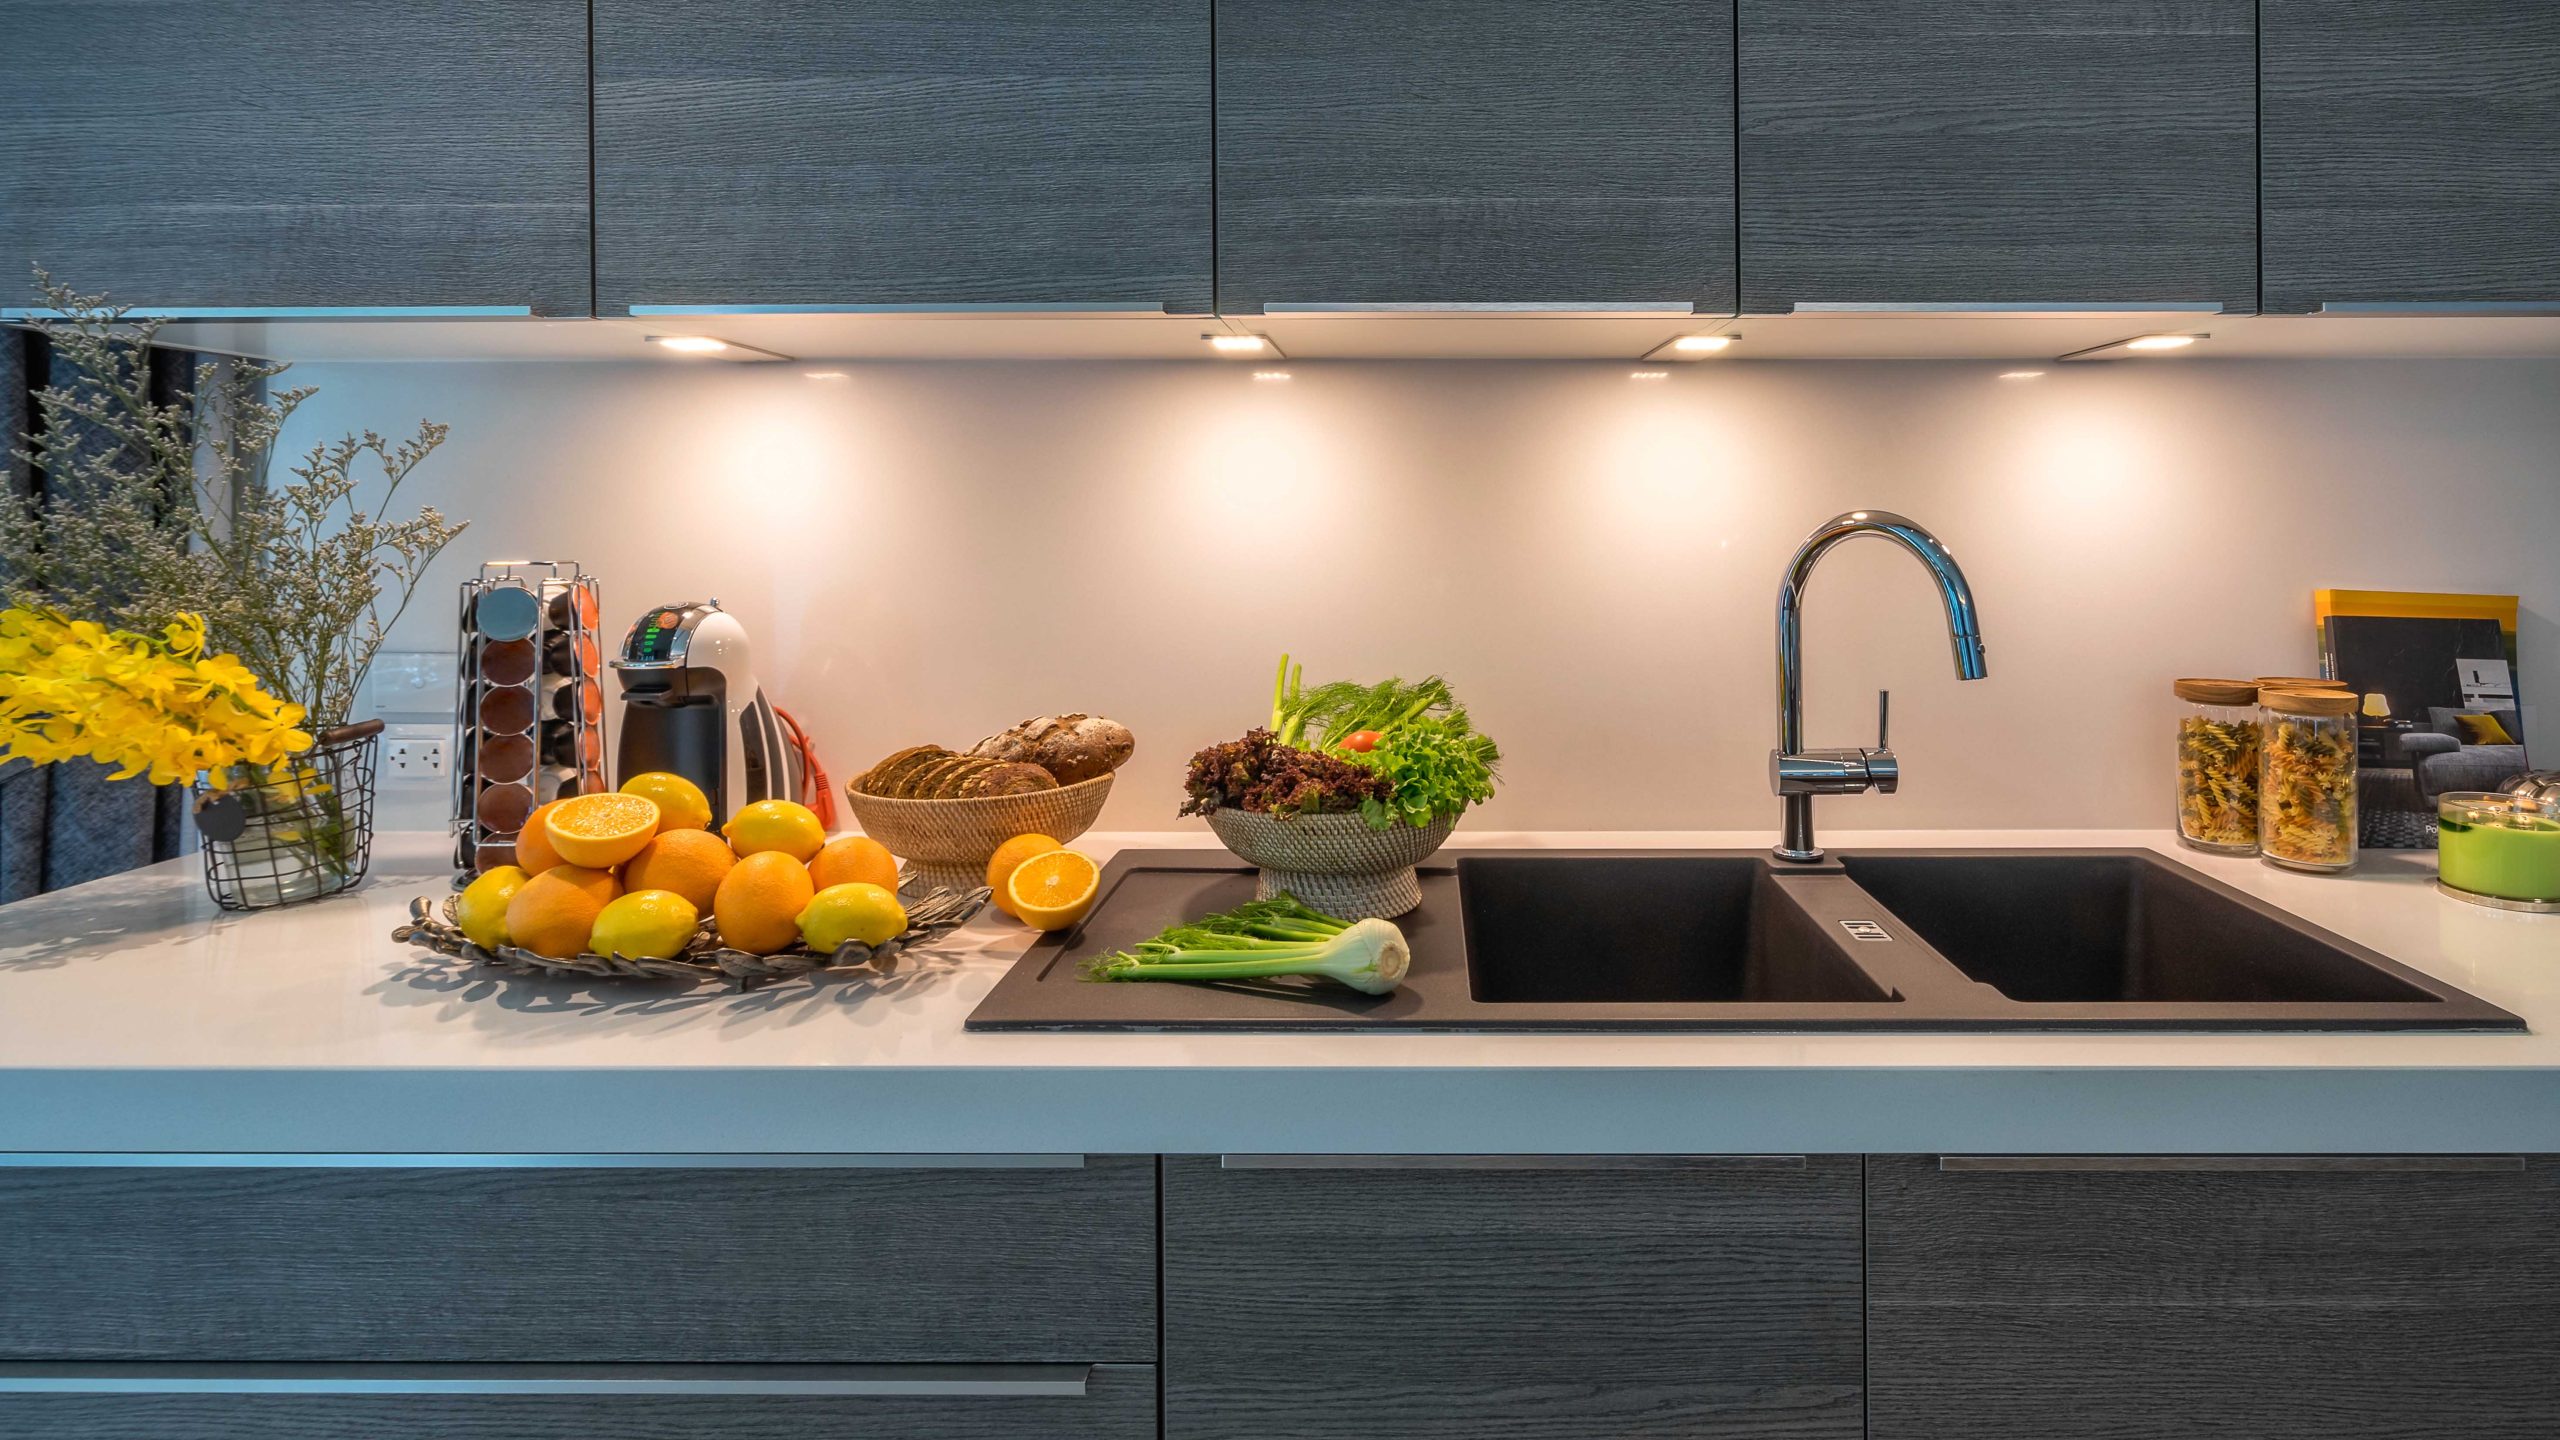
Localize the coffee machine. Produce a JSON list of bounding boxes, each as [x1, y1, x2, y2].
[[610, 600, 800, 821]]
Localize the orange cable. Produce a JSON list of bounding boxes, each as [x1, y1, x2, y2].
[[773, 705, 837, 828]]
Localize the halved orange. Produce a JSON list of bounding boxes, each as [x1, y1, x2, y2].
[[1005, 849, 1099, 933], [543, 791, 661, 869]]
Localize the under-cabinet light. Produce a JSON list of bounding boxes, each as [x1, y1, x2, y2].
[[1206, 334, 1271, 354], [803, 370, 849, 380], [648, 335, 730, 354], [1252, 370, 1292, 381], [2055, 332, 2211, 363], [1998, 370, 2047, 380], [1641, 332, 1741, 362], [1629, 370, 1671, 381]]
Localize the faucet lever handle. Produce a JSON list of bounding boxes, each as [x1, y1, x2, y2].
[[1876, 689, 1891, 752]]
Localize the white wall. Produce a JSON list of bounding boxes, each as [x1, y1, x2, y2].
[[295, 357, 2560, 837]]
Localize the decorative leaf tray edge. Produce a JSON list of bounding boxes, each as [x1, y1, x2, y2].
[[393, 882, 990, 992]]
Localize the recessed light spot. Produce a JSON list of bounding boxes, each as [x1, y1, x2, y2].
[[1629, 370, 1670, 381], [1998, 370, 2047, 380]]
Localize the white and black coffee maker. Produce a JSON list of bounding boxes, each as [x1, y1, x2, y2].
[[610, 600, 800, 821]]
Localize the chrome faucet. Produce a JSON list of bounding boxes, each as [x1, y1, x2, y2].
[[1772, 510, 1986, 862]]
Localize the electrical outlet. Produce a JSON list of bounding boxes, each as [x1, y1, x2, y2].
[[384, 725, 449, 780]]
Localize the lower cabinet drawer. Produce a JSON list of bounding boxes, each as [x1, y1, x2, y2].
[[0, 1156, 1155, 1362], [1869, 1154, 2560, 1439], [0, 1362, 1156, 1440], [1165, 1154, 1865, 1440]]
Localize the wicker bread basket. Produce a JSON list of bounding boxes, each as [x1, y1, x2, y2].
[[1203, 808, 1456, 920], [845, 772, 1114, 891]]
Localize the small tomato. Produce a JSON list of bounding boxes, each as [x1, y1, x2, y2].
[[1341, 730, 1383, 753]]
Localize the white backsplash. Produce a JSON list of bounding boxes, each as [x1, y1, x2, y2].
[[303, 357, 2560, 837]]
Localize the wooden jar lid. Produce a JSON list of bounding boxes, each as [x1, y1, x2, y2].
[[2262, 686, 2360, 717], [2174, 678, 2258, 705], [2254, 675, 2350, 690]]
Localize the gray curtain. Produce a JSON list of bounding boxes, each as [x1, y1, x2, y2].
[[0, 326, 195, 904]]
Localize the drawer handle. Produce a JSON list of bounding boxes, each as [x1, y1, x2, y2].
[[1256, 301, 1712, 315], [0, 1362, 1090, 1398], [2312, 300, 2560, 316], [1938, 1155, 2526, 1175], [0, 1152, 1088, 1169], [625, 302, 1195, 315], [1783, 301, 2224, 315], [1221, 1154, 1807, 1171], [0, 305, 536, 320]]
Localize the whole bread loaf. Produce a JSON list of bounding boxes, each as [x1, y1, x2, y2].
[[970, 714, 1135, 785]]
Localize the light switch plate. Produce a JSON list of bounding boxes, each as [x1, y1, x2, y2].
[[369, 651, 455, 720]]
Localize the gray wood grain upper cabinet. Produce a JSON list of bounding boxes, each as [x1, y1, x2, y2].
[[1163, 1155, 1862, 1440], [2263, 1, 2560, 311], [1869, 1155, 2560, 1440], [1214, 1, 1736, 314], [1737, 1, 2256, 313], [0, 1, 589, 316], [593, 0, 1211, 314]]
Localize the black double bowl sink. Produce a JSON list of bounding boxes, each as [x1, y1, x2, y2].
[[967, 849, 2523, 1032]]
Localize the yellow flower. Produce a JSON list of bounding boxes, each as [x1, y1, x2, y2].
[[162, 613, 207, 658], [0, 607, 314, 789]]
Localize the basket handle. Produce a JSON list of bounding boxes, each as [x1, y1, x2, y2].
[[318, 718, 386, 746]]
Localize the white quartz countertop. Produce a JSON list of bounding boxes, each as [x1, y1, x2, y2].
[[3, 828, 2556, 1156]]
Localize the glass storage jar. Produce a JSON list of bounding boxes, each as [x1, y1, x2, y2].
[[2173, 678, 2261, 855], [2436, 791, 2560, 912], [2259, 687, 2360, 873]]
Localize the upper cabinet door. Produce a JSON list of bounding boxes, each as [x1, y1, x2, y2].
[[2263, 1, 2560, 311], [0, 1, 590, 316], [594, 1, 1211, 314], [1214, 0, 1736, 314], [1738, 1, 2256, 313]]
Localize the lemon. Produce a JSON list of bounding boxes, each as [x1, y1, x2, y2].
[[589, 888, 701, 960], [619, 771, 714, 832], [798, 882, 909, 952], [723, 799, 827, 862], [455, 865, 530, 950]]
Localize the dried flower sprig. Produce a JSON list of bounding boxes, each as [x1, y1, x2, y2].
[[0, 607, 313, 788], [1, 268, 464, 728]]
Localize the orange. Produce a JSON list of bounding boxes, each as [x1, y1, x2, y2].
[[1005, 849, 1100, 933], [713, 850, 817, 955], [515, 799, 567, 874], [503, 864, 623, 959], [811, 835, 900, 893], [544, 792, 662, 869], [620, 827, 738, 911], [984, 832, 1063, 920]]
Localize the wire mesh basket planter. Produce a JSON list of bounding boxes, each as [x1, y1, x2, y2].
[[194, 719, 383, 911]]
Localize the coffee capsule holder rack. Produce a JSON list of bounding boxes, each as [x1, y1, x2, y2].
[[451, 561, 608, 878]]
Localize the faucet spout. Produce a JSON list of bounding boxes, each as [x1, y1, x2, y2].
[[1772, 510, 1985, 862]]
